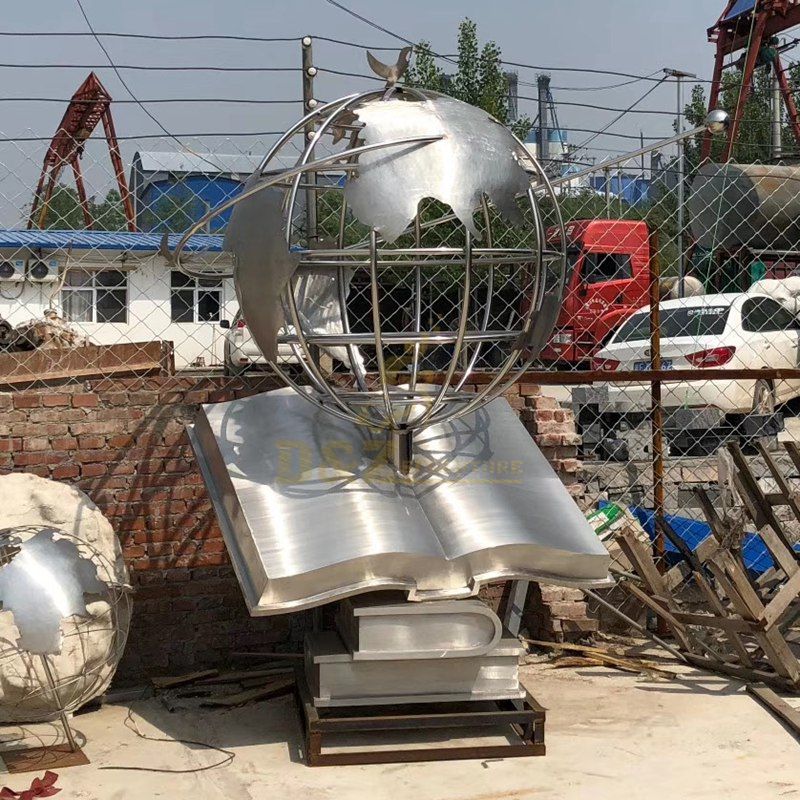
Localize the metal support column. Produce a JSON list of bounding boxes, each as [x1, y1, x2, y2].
[[772, 65, 783, 159], [537, 74, 550, 168], [663, 68, 696, 296], [301, 36, 319, 247]]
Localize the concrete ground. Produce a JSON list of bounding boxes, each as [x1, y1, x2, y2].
[[1, 660, 797, 800]]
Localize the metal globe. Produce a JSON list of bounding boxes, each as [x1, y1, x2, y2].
[[175, 87, 566, 465]]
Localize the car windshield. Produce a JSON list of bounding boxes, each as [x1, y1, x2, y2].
[[613, 305, 730, 343]]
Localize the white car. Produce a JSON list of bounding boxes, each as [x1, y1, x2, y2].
[[221, 315, 300, 376], [593, 293, 800, 413]]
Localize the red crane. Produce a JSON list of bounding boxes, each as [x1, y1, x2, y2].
[[28, 72, 136, 231], [702, 0, 800, 161]]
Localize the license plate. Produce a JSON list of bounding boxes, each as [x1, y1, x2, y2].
[[634, 359, 672, 370]]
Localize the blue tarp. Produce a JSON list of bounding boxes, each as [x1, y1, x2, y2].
[[601, 502, 800, 576], [723, 0, 756, 22]]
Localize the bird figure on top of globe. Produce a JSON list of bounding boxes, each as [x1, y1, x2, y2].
[[173, 46, 567, 462]]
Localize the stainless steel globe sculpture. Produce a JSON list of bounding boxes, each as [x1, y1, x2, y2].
[[0, 524, 131, 750], [175, 75, 566, 470]]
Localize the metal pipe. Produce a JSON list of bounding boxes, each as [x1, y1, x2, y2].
[[40, 654, 79, 753], [547, 123, 707, 190], [647, 227, 667, 638], [369, 228, 399, 429], [301, 36, 318, 245], [172, 133, 443, 275], [772, 67, 783, 159], [582, 589, 686, 662]]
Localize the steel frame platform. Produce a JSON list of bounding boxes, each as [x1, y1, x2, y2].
[[294, 673, 546, 767]]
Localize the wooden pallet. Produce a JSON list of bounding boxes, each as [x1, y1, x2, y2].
[[615, 441, 800, 691]]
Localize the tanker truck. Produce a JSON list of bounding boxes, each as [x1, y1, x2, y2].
[[688, 162, 800, 289]]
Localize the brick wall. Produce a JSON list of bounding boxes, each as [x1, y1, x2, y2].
[[0, 375, 303, 682], [0, 375, 593, 680]]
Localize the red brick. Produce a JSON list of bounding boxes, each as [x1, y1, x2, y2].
[[81, 463, 107, 478], [108, 434, 135, 448], [23, 437, 50, 451], [52, 464, 80, 480], [51, 436, 78, 450], [72, 394, 99, 408], [77, 435, 106, 449], [15, 451, 60, 466], [13, 394, 41, 409], [0, 438, 21, 453], [24, 465, 51, 478], [0, 394, 12, 411], [42, 394, 71, 407]]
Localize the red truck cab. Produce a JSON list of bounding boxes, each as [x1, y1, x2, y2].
[[539, 219, 651, 365]]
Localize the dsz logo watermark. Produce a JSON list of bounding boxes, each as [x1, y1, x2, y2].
[[273, 438, 524, 486]]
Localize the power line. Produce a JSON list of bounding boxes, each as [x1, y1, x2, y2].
[[321, 0, 711, 85], [0, 63, 300, 72], [573, 76, 669, 152], [0, 131, 286, 142], [0, 30, 301, 42], [324, 0, 418, 49], [318, 66, 684, 116], [73, 0, 224, 172], [0, 97, 302, 104]]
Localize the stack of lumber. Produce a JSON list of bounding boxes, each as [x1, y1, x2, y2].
[[613, 441, 800, 692], [151, 656, 299, 711]]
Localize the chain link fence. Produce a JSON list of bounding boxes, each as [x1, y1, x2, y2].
[[2, 38, 800, 634]]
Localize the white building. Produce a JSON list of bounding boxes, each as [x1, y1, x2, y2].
[[0, 229, 238, 369]]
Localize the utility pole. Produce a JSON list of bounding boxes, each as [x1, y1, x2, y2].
[[537, 74, 551, 166], [663, 68, 696, 296], [772, 65, 783, 159]]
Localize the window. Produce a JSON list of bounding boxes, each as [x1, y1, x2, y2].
[[614, 306, 730, 343], [62, 269, 127, 323], [170, 271, 222, 323], [742, 297, 800, 332], [582, 253, 632, 284]]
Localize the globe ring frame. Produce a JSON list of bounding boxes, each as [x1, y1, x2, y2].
[[172, 87, 567, 439]]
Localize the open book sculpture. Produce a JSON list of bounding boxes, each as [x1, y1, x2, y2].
[[190, 389, 610, 614]]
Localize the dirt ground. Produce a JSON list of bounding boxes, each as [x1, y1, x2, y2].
[[1, 659, 797, 800]]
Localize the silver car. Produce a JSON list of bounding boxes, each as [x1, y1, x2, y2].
[[220, 314, 300, 376]]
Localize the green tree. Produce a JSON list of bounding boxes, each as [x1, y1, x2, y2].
[[682, 64, 800, 170], [405, 19, 534, 140], [35, 185, 128, 230]]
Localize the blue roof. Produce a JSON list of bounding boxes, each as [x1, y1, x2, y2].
[[723, 0, 756, 22], [0, 229, 224, 253]]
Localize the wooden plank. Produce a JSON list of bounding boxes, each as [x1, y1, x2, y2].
[[760, 568, 800, 629], [683, 654, 793, 691], [782, 441, 800, 476], [1, 745, 89, 774], [151, 669, 218, 689], [201, 675, 295, 708], [728, 443, 799, 567], [693, 570, 754, 668], [0, 340, 172, 387], [672, 611, 755, 634], [755, 441, 800, 533], [194, 667, 293, 685], [747, 684, 800, 737]]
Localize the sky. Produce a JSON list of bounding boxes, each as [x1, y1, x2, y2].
[[0, 0, 730, 226]]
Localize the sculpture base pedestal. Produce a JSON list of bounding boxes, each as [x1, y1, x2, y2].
[[305, 594, 525, 708]]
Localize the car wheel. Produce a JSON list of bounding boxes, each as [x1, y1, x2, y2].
[[752, 379, 777, 415], [224, 361, 249, 378]]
